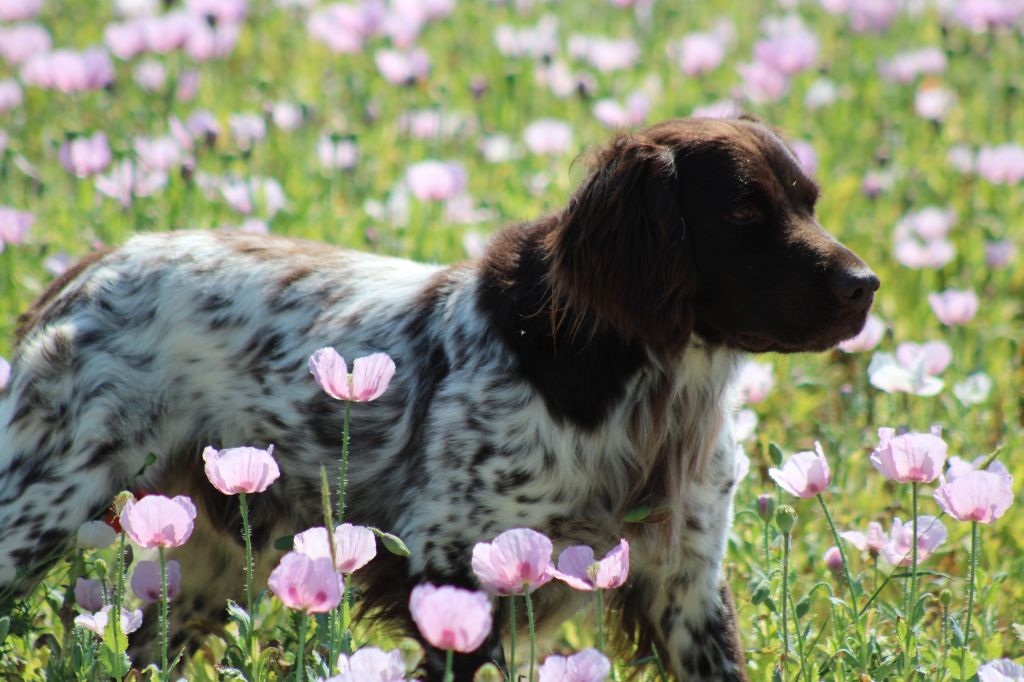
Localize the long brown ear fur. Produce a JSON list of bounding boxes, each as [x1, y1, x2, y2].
[[544, 135, 695, 353]]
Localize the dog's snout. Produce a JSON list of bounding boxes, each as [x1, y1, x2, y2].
[[832, 269, 880, 307]]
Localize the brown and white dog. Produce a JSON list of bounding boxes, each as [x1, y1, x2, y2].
[[0, 117, 877, 680]]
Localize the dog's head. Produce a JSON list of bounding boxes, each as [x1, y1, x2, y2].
[[546, 117, 878, 354]]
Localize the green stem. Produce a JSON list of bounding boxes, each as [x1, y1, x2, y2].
[[159, 546, 169, 679], [239, 492, 255, 664], [763, 520, 771, 577], [296, 612, 307, 682], [341, 573, 351, 655], [524, 587, 537, 682], [781, 531, 791, 660], [817, 494, 859, 621], [508, 596, 516, 682], [960, 521, 979, 682], [650, 643, 669, 682], [596, 589, 604, 653], [907, 482, 919, 674], [444, 648, 454, 682], [337, 400, 351, 524], [112, 530, 127, 682]]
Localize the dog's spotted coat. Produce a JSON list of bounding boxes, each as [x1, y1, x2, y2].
[[0, 118, 877, 681]]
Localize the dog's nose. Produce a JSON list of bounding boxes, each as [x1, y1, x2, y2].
[[832, 269, 880, 307]]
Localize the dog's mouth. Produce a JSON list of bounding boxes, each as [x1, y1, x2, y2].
[[737, 334, 776, 352], [733, 307, 873, 354]]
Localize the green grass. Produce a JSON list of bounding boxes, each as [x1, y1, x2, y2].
[[0, 0, 1022, 680]]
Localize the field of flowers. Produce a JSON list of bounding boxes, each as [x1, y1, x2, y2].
[[1, 0, 1023, 680]]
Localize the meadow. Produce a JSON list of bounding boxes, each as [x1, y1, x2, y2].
[[0, 0, 1022, 680]]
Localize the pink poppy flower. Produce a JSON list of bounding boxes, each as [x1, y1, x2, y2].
[[878, 48, 947, 84], [805, 78, 840, 109], [837, 314, 885, 353], [768, 443, 831, 499], [914, 85, 955, 121], [976, 144, 1024, 185], [229, 112, 266, 150], [334, 647, 406, 682], [309, 348, 396, 402], [20, 47, 115, 94], [881, 516, 946, 566], [293, 524, 377, 573], [550, 539, 629, 591], [671, 32, 726, 76], [897, 206, 957, 240], [867, 352, 943, 396], [0, 23, 51, 65], [203, 444, 280, 495], [493, 17, 559, 60], [75, 578, 106, 612], [946, 455, 1011, 484], [538, 648, 611, 682], [104, 19, 147, 60], [176, 69, 199, 101], [934, 471, 1014, 524], [732, 409, 758, 443], [95, 160, 168, 207], [870, 426, 947, 483], [593, 92, 649, 128], [735, 360, 774, 404], [186, 21, 240, 61], [133, 59, 165, 91], [692, 99, 742, 119], [120, 495, 197, 549], [0, 79, 22, 113], [978, 659, 1024, 682], [131, 559, 182, 603], [307, 5, 371, 54], [409, 584, 492, 653], [374, 48, 430, 85], [75, 605, 143, 637], [753, 22, 819, 75], [822, 546, 843, 575], [840, 521, 887, 555], [0, 0, 42, 21], [523, 119, 573, 156], [268, 551, 342, 614], [894, 235, 955, 269], [950, 1, 1024, 31], [76, 520, 117, 549], [738, 60, 789, 104], [472, 528, 555, 595], [928, 289, 979, 326], [985, 239, 1015, 268], [405, 160, 467, 201], [0, 207, 34, 252], [568, 35, 639, 73], [134, 136, 182, 172], [896, 341, 953, 376], [187, 0, 247, 24]]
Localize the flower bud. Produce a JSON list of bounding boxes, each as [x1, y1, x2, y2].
[[77, 520, 118, 549], [112, 491, 136, 516], [93, 558, 109, 581], [939, 589, 953, 607], [756, 494, 775, 522], [775, 505, 797, 534], [823, 546, 843, 575]]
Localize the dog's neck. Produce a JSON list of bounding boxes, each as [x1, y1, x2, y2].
[[475, 219, 739, 434]]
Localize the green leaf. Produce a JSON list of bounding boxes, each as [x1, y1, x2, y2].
[[273, 535, 295, 551], [795, 596, 811, 619], [751, 580, 772, 606], [623, 506, 653, 523], [769, 443, 784, 467], [0, 615, 9, 644], [946, 649, 979, 679]]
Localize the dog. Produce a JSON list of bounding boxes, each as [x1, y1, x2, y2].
[[0, 117, 877, 681]]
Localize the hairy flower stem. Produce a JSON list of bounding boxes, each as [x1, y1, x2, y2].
[[444, 648, 454, 682], [239, 492, 256, 665], [817, 494, 859, 622], [113, 529, 127, 682], [781, 530, 791, 660], [159, 546, 169, 679], [337, 400, 351, 523], [296, 612, 308, 682], [960, 521, 979, 682], [907, 483, 919, 669], [524, 587, 537, 682], [596, 589, 605, 653], [319, 466, 344, 666], [508, 597, 516, 682], [763, 520, 771, 576]]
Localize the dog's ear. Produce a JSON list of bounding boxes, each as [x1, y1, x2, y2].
[[545, 135, 695, 352]]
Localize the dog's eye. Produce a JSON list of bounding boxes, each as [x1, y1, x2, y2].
[[727, 205, 760, 223]]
